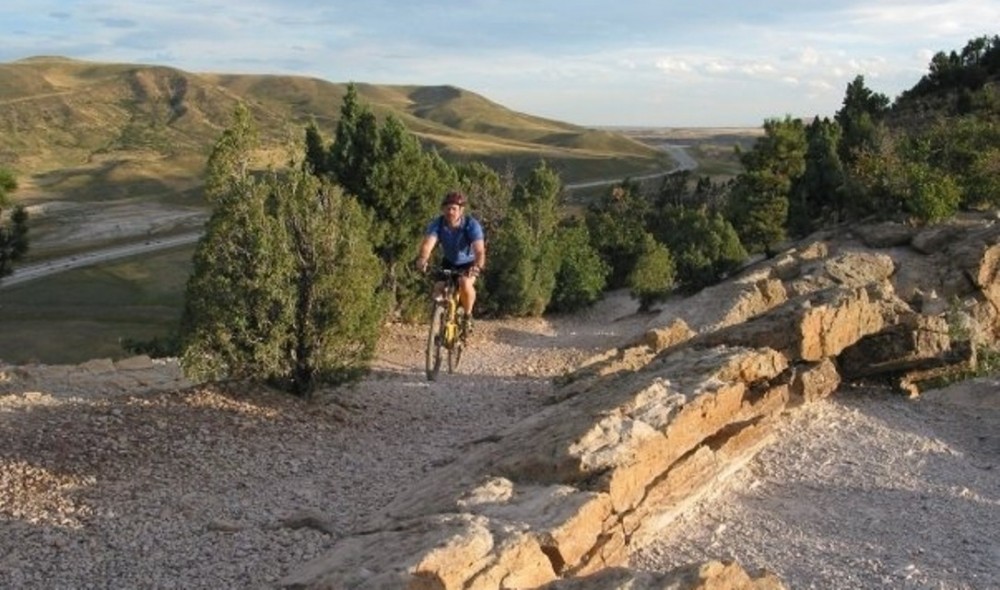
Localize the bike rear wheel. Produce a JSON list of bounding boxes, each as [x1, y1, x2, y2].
[[425, 305, 445, 381]]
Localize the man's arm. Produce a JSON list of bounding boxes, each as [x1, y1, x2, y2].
[[416, 235, 437, 271], [471, 239, 486, 274]]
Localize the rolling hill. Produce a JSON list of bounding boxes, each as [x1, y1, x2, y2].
[[0, 56, 673, 207]]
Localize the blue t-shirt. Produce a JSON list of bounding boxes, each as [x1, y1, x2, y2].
[[426, 215, 484, 266]]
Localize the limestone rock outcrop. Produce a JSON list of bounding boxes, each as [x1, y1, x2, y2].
[[540, 561, 785, 590]]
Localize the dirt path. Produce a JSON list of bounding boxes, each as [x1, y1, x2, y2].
[[0, 294, 647, 588]]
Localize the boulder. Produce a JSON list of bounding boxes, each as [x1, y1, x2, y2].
[[838, 314, 953, 379], [638, 318, 697, 353], [852, 220, 916, 248], [694, 284, 901, 363]]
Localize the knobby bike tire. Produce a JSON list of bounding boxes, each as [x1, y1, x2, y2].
[[448, 310, 465, 373], [425, 304, 445, 381], [448, 337, 463, 373]]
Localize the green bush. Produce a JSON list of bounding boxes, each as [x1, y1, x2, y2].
[[902, 161, 961, 222], [628, 234, 676, 312], [584, 182, 648, 289], [649, 205, 747, 293], [180, 105, 387, 396], [548, 220, 609, 313]]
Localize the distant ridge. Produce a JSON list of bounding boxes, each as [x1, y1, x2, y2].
[[0, 56, 673, 200]]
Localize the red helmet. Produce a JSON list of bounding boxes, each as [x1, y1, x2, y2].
[[441, 191, 466, 207]]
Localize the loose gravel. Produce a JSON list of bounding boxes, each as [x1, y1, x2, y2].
[[2, 292, 998, 589], [0, 301, 646, 590], [630, 382, 1000, 589]]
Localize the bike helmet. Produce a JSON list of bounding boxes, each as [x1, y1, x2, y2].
[[441, 191, 466, 207]]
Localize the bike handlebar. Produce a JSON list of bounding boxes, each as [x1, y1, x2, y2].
[[427, 267, 467, 281]]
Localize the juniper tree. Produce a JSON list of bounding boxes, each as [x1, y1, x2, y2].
[[584, 180, 649, 289], [0, 168, 29, 279], [325, 87, 457, 315], [835, 75, 889, 166], [180, 104, 295, 384], [789, 117, 847, 235], [180, 104, 385, 396], [548, 219, 609, 313], [727, 116, 806, 255], [486, 161, 563, 316], [628, 233, 676, 312]]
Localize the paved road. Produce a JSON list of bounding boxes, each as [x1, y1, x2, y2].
[[0, 232, 201, 290], [564, 143, 698, 190]]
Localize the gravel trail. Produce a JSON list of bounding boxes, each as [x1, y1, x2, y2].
[[0, 297, 645, 589], [2, 292, 998, 589]]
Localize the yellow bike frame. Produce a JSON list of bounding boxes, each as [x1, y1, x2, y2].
[[442, 287, 460, 347], [426, 268, 466, 380]]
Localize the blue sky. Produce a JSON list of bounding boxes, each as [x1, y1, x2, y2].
[[3, 1, 999, 127]]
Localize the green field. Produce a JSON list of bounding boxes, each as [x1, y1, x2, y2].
[[0, 245, 194, 364]]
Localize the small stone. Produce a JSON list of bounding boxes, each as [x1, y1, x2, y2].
[[207, 518, 244, 533]]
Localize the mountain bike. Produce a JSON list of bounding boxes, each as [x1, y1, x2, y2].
[[425, 268, 469, 381]]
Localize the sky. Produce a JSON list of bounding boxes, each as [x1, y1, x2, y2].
[[2, 1, 1000, 128]]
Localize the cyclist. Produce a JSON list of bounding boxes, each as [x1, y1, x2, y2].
[[415, 191, 486, 335]]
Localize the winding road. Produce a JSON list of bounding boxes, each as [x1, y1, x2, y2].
[[564, 143, 697, 190], [0, 232, 201, 290]]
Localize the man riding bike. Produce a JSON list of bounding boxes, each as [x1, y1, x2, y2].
[[415, 191, 486, 335]]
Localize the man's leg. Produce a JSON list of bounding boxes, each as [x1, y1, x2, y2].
[[458, 275, 477, 338], [458, 276, 476, 317]]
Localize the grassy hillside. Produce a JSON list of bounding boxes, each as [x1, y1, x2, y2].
[[0, 244, 193, 364], [0, 56, 677, 261], [0, 56, 672, 199]]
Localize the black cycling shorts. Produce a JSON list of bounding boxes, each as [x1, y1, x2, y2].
[[442, 260, 475, 273]]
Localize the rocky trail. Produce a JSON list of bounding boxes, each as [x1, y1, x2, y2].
[[1, 288, 998, 589], [0, 296, 646, 589]]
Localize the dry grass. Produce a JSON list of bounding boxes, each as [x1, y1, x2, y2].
[[1, 56, 675, 203]]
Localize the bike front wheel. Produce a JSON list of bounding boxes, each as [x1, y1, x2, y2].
[[447, 310, 465, 373], [448, 336, 463, 373], [425, 304, 445, 381]]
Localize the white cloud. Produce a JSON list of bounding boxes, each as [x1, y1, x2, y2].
[[798, 47, 821, 66], [808, 79, 834, 92], [2, 0, 998, 126], [739, 62, 778, 77], [704, 60, 732, 74], [843, 0, 1000, 37], [654, 57, 693, 74]]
